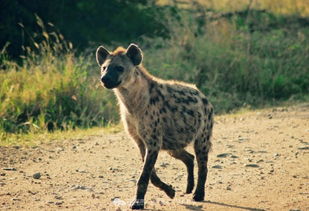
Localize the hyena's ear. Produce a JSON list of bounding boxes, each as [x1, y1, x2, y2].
[[126, 43, 143, 66], [96, 46, 110, 66]]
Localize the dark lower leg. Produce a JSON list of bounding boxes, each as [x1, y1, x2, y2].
[[131, 150, 158, 209], [193, 156, 208, 201], [136, 140, 174, 198], [150, 169, 175, 198]]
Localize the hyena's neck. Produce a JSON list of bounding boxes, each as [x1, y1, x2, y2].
[[114, 66, 154, 115]]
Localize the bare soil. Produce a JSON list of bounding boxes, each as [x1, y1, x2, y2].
[[1, 104, 309, 211]]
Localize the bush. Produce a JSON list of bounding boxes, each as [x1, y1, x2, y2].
[[142, 8, 309, 112]]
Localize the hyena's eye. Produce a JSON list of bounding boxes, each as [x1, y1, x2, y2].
[[115, 66, 124, 72]]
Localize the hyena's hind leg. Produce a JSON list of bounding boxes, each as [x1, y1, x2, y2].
[[193, 133, 212, 201], [135, 137, 175, 199], [168, 149, 195, 193]]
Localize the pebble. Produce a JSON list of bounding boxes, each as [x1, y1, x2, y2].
[[111, 197, 126, 206], [55, 201, 64, 206], [33, 173, 41, 179], [245, 164, 259, 168], [217, 153, 230, 158], [76, 169, 87, 173], [257, 150, 268, 153], [212, 165, 222, 169], [55, 196, 63, 200], [3, 168, 17, 171], [71, 185, 93, 191]]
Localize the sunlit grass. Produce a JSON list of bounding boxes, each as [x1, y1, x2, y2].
[[157, 0, 309, 17], [0, 124, 122, 147], [0, 16, 118, 134]]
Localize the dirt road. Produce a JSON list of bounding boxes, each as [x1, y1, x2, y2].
[[1, 104, 308, 210]]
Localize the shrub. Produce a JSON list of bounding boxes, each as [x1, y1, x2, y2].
[[142, 8, 309, 112]]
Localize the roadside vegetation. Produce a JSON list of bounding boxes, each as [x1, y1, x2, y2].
[[0, 0, 308, 139]]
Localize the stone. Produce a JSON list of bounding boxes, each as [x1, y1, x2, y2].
[[245, 164, 259, 168], [33, 173, 41, 179]]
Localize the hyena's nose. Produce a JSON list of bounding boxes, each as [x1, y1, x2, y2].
[[101, 75, 110, 84]]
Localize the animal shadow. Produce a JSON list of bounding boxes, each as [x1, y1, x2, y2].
[[182, 200, 265, 211]]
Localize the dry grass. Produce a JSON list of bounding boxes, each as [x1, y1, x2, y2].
[[157, 0, 309, 16], [0, 124, 122, 147]]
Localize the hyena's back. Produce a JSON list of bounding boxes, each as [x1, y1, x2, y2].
[[148, 81, 213, 150]]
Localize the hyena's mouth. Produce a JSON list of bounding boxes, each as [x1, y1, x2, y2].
[[102, 80, 121, 89]]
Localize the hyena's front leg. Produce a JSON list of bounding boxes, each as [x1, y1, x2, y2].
[[135, 137, 175, 199], [131, 147, 159, 209], [127, 122, 174, 202]]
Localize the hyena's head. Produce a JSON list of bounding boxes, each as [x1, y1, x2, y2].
[[96, 43, 143, 89]]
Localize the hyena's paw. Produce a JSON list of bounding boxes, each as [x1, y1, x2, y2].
[[164, 185, 176, 199], [193, 192, 204, 202], [130, 199, 144, 210], [185, 181, 194, 194]]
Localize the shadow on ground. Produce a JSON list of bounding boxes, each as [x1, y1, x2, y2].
[[182, 200, 265, 211]]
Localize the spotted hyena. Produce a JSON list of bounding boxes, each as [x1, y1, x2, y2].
[[96, 43, 214, 209]]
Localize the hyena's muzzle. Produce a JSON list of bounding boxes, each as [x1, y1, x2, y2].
[[101, 64, 124, 89]]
